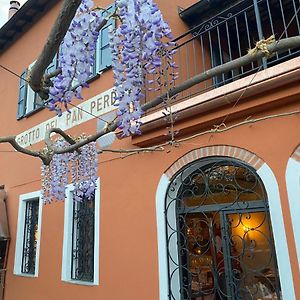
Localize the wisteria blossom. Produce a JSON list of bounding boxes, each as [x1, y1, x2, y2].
[[48, 0, 177, 134], [41, 0, 177, 203], [48, 0, 103, 116], [41, 137, 98, 204], [111, 0, 178, 136]]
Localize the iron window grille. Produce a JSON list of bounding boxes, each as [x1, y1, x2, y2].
[[71, 196, 95, 282], [21, 199, 39, 275], [165, 158, 282, 300]]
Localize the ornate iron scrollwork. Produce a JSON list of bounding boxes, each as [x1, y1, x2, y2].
[[165, 158, 282, 300]]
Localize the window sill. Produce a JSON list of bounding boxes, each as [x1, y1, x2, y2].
[[87, 73, 100, 84], [14, 272, 38, 278], [62, 279, 98, 286], [25, 106, 44, 118], [17, 106, 44, 120]]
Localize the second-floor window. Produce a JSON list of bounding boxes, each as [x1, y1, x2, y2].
[[17, 57, 57, 119], [17, 3, 116, 120]]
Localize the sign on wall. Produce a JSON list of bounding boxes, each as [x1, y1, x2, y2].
[[16, 88, 116, 148]]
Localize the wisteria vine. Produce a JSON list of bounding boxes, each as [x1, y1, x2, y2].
[[41, 137, 98, 204], [48, 0, 104, 116], [42, 0, 177, 202], [111, 0, 178, 136]]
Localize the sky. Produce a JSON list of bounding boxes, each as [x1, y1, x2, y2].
[[0, 0, 27, 28]]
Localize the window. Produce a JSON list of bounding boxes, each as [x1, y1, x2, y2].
[[95, 3, 116, 75], [17, 57, 57, 119], [17, 3, 115, 119], [62, 179, 100, 285], [71, 198, 95, 282], [14, 191, 42, 277], [164, 158, 282, 299]]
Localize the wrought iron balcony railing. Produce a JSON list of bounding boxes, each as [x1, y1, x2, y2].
[[145, 0, 300, 107]]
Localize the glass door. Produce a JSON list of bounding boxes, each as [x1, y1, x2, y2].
[[180, 208, 282, 300], [221, 209, 281, 300]]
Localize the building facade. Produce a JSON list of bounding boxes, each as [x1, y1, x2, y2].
[[0, 0, 299, 299]]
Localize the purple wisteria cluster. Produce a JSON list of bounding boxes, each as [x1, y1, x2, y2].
[[48, 0, 177, 135], [41, 137, 98, 204], [110, 0, 178, 136], [48, 0, 103, 116]]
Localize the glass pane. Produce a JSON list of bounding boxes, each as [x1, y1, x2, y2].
[[71, 197, 95, 282], [181, 212, 218, 298], [179, 163, 266, 208], [21, 200, 39, 274], [179, 210, 282, 300], [226, 211, 282, 299], [167, 159, 282, 300]]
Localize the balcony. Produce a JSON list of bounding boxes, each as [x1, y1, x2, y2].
[[144, 0, 300, 107]]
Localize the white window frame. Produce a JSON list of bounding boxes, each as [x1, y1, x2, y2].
[[14, 191, 43, 277], [25, 61, 41, 115], [61, 178, 100, 285]]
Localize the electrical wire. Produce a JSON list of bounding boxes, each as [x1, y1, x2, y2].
[[0, 5, 300, 161], [220, 5, 300, 126], [67, 101, 111, 124]]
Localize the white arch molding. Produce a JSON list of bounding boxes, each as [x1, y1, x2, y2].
[[156, 148, 295, 300], [286, 156, 300, 269]]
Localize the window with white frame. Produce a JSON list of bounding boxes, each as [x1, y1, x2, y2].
[[62, 178, 100, 285], [17, 58, 57, 119], [17, 3, 115, 120], [14, 191, 43, 277]]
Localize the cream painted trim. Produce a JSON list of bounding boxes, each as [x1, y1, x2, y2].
[[61, 178, 100, 286], [257, 163, 295, 300], [14, 191, 43, 278], [156, 162, 295, 300], [285, 158, 300, 268], [156, 174, 171, 300]]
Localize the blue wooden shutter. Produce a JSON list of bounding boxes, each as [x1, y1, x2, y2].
[[17, 69, 28, 119], [34, 54, 58, 109], [45, 53, 57, 75], [96, 3, 116, 73]]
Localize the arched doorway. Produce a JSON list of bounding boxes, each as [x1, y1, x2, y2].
[[165, 157, 282, 300]]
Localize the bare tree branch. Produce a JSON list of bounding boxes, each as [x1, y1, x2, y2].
[[43, 35, 300, 154], [143, 36, 300, 111], [44, 128, 81, 154], [45, 122, 118, 154], [0, 136, 49, 164], [97, 146, 165, 154], [29, 4, 110, 100], [1, 35, 300, 163], [29, 0, 82, 93], [45, 68, 62, 80]]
